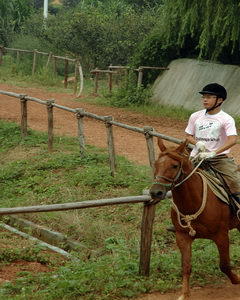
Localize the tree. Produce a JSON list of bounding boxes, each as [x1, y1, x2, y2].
[[43, 3, 157, 68], [0, 0, 33, 45], [160, 0, 240, 62]]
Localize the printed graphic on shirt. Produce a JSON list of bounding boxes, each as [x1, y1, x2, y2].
[[195, 119, 221, 142]]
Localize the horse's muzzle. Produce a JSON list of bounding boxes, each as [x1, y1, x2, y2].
[[150, 186, 167, 201]]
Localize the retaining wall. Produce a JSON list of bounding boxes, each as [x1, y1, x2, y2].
[[151, 58, 240, 116]]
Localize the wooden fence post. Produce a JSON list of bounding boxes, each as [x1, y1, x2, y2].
[[94, 71, 99, 94], [108, 72, 113, 93], [46, 99, 54, 151], [46, 52, 52, 68], [143, 126, 155, 176], [64, 59, 69, 88], [139, 202, 155, 276], [75, 108, 85, 155], [104, 116, 116, 176], [32, 49, 37, 75], [139, 126, 156, 276], [16, 51, 20, 64], [137, 67, 144, 87], [20, 95, 28, 138], [53, 56, 57, 74]]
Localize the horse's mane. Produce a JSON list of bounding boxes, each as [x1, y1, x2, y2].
[[160, 149, 190, 162]]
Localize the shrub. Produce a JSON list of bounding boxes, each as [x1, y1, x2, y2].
[[110, 77, 152, 107]]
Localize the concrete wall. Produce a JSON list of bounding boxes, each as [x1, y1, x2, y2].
[[151, 58, 240, 116]]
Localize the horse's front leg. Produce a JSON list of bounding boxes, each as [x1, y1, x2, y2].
[[214, 232, 240, 284], [176, 231, 193, 300]]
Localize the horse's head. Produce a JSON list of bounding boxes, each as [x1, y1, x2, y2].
[[150, 138, 191, 201]]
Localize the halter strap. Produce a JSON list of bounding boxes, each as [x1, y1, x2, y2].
[[153, 158, 204, 189], [153, 162, 183, 188]]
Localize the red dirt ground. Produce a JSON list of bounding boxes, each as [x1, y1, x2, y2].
[[1, 83, 240, 299]]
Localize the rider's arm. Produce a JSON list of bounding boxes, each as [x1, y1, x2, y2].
[[185, 134, 197, 145], [185, 134, 237, 155], [214, 135, 237, 155]]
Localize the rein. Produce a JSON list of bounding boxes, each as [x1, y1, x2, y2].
[[153, 156, 206, 237]]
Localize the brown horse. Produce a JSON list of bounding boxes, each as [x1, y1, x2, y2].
[[150, 138, 240, 300]]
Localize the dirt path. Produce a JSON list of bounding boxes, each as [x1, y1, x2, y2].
[[1, 83, 240, 299]]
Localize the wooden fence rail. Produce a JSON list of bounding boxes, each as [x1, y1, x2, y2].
[[0, 47, 83, 96], [1, 46, 170, 96], [0, 193, 154, 275], [0, 87, 183, 276], [0, 195, 151, 215], [0, 89, 187, 175]]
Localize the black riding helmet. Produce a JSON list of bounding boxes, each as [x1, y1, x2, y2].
[[199, 83, 227, 112], [199, 83, 227, 100]]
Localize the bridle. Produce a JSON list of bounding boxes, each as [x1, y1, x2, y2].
[[152, 154, 206, 236], [153, 161, 183, 190], [153, 156, 204, 190]]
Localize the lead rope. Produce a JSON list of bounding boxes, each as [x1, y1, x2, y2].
[[171, 172, 207, 237]]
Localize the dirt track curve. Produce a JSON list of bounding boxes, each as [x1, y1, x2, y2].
[[1, 83, 240, 300]]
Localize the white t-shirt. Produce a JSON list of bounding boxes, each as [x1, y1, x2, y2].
[[185, 109, 237, 156]]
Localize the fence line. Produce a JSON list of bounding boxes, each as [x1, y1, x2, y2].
[[0, 89, 186, 175], [1, 46, 170, 96], [0, 88, 181, 276], [0, 47, 83, 96], [0, 89, 185, 176]]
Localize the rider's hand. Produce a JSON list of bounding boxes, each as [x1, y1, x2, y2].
[[195, 141, 206, 152], [199, 151, 216, 159]]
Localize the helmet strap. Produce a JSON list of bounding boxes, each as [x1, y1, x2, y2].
[[206, 97, 222, 113]]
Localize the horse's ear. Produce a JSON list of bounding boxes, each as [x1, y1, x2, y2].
[[176, 139, 188, 154], [157, 138, 166, 152]]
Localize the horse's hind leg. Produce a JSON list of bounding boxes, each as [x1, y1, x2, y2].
[[176, 232, 193, 300], [214, 232, 240, 284]]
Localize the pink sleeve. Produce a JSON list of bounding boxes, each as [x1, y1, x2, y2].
[[185, 113, 196, 135], [224, 117, 237, 136]]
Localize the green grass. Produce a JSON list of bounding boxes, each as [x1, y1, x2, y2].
[[0, 120, 240, 299]]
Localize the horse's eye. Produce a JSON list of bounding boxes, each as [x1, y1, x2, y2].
[[173, 164, 179, 169]]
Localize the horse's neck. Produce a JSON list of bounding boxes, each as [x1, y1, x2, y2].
[[172, 173, 203, 213]]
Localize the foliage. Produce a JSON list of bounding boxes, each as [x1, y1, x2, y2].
[[62, 0, 81, 7], [0, 244, 50, 264], [0, 0, 33, 45], [110, 77, 152, 107], [133, 0, 240, 78], [18, 1, 157, 70], [131, 26, 180, 85], [160, 0, 240, 62]]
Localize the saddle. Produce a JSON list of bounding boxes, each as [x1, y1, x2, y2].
[[198, 161, 240, 217]]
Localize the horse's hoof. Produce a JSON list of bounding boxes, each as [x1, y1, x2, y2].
[[231, 275, 240, 284], [177, 295, 189, 300]]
